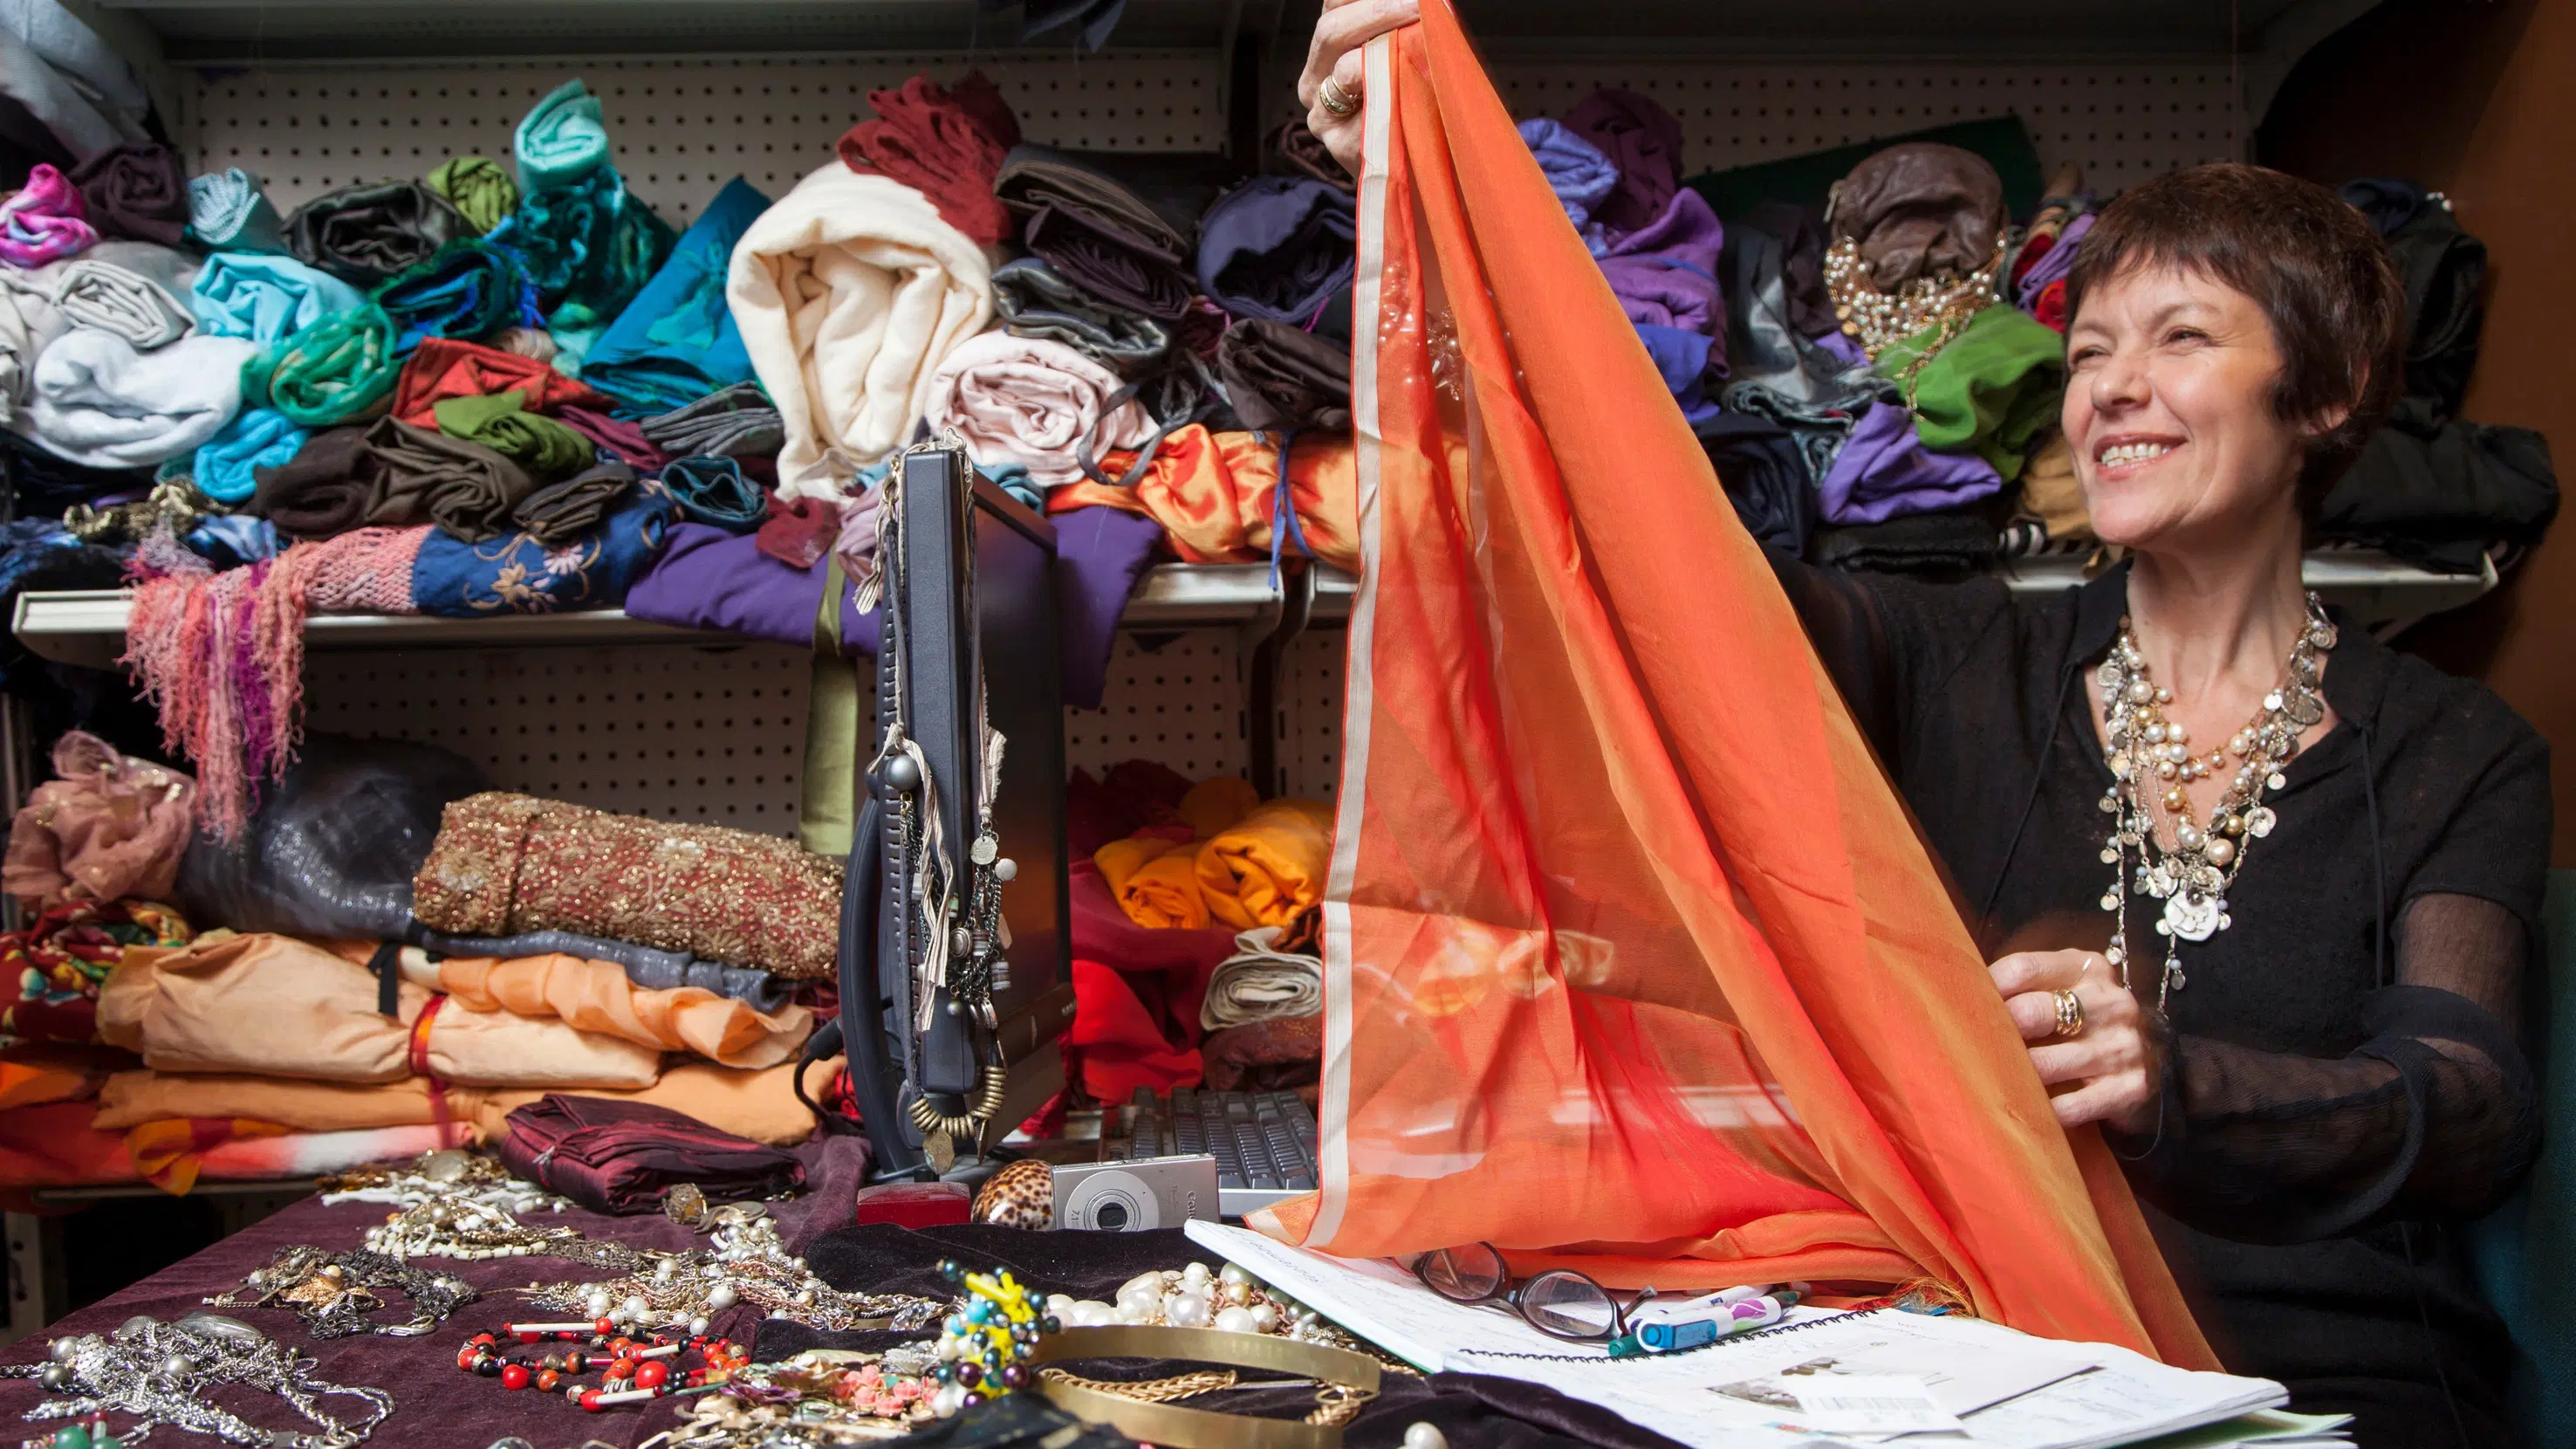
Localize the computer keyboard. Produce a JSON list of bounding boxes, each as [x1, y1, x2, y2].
[[1124, 1088, 1319, 1216]]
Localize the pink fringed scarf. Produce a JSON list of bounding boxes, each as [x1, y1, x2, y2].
[[122, 527, 427, 841]]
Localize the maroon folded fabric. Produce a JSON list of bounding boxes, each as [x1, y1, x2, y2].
[[756, 493, 839, 569], [835, 71, 1021, 246], [68, 144, 189, 247], [555, 403, 669, 471], [494, 1095, 805, 1215]]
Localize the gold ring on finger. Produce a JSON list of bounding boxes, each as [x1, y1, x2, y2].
[[1319, 74, 1360, 116], [2051, 988, 2086, 1040]]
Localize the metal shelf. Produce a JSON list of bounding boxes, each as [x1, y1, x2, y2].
[[18, 553, 2482, 669]]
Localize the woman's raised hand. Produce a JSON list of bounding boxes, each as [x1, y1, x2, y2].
[[1300, 0, 1422, 175]]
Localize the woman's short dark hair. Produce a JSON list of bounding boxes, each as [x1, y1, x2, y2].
[[2063, 162, 2406, 513]]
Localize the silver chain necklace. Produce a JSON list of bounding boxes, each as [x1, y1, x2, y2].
[[3, 1313, 394, 1448], [2097, 594, 2334, 1009]]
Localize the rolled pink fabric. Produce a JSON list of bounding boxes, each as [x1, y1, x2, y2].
[[0, 165, 99, 269], [923, 331, 1155, 490]]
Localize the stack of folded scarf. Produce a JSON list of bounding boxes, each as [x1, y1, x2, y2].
[[500, 80, 678, 370]]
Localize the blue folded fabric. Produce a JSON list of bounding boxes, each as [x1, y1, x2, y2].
[[187, 168, 287, 253], [660, 453, 770, 532], [189, 251, 366, 347], [184, 513, 280, 567], [580, 177, 771, 414], [371, 238, 543, 354], [495, 166, 677, 374], [1634, 322, 1722, 432], [1518, 119, 1618, 247], [192, 408, 308, 505], [411, 478, 676, 617]]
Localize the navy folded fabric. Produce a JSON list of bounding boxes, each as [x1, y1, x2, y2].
[[411, 477, 675, 615], [1195, 175, 1355, 330], [581, 177, 771, 414]]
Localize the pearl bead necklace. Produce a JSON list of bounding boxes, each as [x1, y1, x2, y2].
[[2097, 597, 2334, 1008]]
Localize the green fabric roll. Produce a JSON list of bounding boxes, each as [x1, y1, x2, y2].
[[427, 156, 520, 235], [512, 168, 678, 373], [430, 389, 595, 480], [1879, 303, 2065, 482], [240, 302, 400, 428]]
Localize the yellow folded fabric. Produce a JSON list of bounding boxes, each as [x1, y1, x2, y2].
[[1177, 776, 1261, 839], [431, 952, 812, 1069], [1196, 799, 1335, 931], [1094, 835, 1210, 930]]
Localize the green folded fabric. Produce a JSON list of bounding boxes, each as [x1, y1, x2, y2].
[[431, 388, 595, 480], [426, 156, 519, 235], [240, 302, 400, 428], [1880, 303, 2066, 482]]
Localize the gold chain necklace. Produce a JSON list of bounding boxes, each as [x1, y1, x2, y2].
[[2097, 595, 2335, 1008], [1822, 234, 2007, 402]]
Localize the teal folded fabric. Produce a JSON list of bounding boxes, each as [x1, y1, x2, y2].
[[427, 156, 518, 236], [515, 79, 612, 193], [372, 239, 542, 354], [188, 168, 286, 253], [501, 168, 676, 374], [192, 407, 307, 505], [660, 453, 768, 532], [240, 303, 400, 428], [581, 177, 771, 413], [190, 251, 367, 347]]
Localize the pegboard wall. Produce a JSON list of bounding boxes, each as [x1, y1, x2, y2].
[[182, 48, 2240, 818]]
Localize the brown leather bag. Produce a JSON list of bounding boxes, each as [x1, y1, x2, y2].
[[1828, 142, 2007, 288]]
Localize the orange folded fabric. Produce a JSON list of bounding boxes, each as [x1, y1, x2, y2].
[[127, 1118, 290, 1194], [430, 952, 813, 1069], [470, 1056, 838, 1148], [1195, 798, 1333, 931], [1260, 6, 2209, 1369], [1178, 776, 1262, 839], [1050, 424, 1360, 573], [1094, 835, 1209, 931]]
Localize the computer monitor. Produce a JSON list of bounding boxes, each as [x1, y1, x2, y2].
[[836, 446, 1072, 1178]]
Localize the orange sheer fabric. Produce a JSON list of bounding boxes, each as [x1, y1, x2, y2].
[[1048, 424, 1360, 572], [1254, 6, 2209, 1367]]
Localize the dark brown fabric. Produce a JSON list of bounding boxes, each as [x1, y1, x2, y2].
[[1216, 319, 1351, 433], [511, 460, 636, 546], [1828, 141, 2006, 288], [496, 1093, 805, 1215], [248, 427, 376, 539], [1200, 1013, 1321, 1104], [1268, 119, 1354, 193], [286, 181, 471, 286], [361, 414, 538, 542], [67, 144, 189, 247]]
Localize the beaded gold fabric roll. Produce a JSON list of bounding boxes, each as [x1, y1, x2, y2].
[[411, 792, 845, 978]]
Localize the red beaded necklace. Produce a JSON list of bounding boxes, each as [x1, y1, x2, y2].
[[454, 1317, 751, 1411]]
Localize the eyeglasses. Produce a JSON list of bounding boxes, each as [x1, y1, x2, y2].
[[1405, 1243, 1655, 1342]]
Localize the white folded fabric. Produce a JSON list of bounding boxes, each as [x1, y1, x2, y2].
[[726, 163, 992, 500], [15, 326, 254, 468], [0, 240, 195, 350], [926, 330, 1156, 490], [1201, 925, 1326, 1032]]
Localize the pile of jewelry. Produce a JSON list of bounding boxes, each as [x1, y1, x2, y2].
[[655, 1348, 945, 1447], [206, 1246, 477, 1339], [518, 1213, 946, 1336], [1823, 232, 2009, 398], [1046, 1261, 1361, 1351], [364, 1196, 650, 1274], [455, 1320, 748, 1412], [1, 1313, 393, 1449], [317, 1149, 565, 1215], [926, 1261, 1048, 1417]]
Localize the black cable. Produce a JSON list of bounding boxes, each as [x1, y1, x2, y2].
[[2363, 721, 2472, 1449], [1983, 658, 2075, 924]]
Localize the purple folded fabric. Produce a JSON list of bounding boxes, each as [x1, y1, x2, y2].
[[1565, 89, 1684, 239], [2017, 211, 2094, 311], [0, 166, 98, 268], [1599, 186, 1723, 275], [1818, 401, 2004, 525], [1048, 504, 1162, 711], [1596, 188, 1726, 344], [1517, 119, 1618, 244]]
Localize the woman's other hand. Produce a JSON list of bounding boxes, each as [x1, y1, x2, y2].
[[1990, 949, 2162, 1135], [1300, 0, 1422, 175]]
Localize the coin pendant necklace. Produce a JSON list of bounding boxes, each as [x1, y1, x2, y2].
[[2097, 594, 2334, 1009]]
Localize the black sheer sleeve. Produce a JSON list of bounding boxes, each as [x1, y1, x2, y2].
[[2114, 892, 2540, 1242], [1763, 546, 1905, 768]]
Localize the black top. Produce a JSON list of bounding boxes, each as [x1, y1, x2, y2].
[[1775, 558, 2549, 1449]]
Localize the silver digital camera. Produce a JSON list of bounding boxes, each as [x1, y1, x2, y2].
[[1051, 1154, 1220, 1231]]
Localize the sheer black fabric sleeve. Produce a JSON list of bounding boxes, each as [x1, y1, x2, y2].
[[2113, 891, 2540, 1243], [1764, 546, 1901, 763]]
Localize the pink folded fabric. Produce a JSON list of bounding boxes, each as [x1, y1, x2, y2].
[[923, 331, 1155, 490], [3, 732, 195, 909], [0, 166, 99, 269]]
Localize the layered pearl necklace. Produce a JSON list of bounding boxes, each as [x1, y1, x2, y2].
[[2097, 595, 2335, 1008]]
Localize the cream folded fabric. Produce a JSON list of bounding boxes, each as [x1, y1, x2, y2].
[[1200, 925, 1325, 1031], [409, 949, 812, 1069], [0, 241, 198, 349], [15, 328, 254, 469], [98, 933, 660, 1088], [726, 163, 991, 499], [924, 330, 1155, 490]]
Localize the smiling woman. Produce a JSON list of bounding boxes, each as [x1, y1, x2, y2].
[[1765, 163, 2548, 1449]]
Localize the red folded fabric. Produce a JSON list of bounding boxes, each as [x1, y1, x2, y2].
[[835, 71, 1021, 246], [757, 493, 840, 569], [391, 339, 610, 427], [1067, 760, 1196, 855], [1068, 959, 1202, 1104], [556, 403, 670, 471]]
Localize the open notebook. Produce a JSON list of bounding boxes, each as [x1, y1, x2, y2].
[[1188, 1222, 2330, 1449]]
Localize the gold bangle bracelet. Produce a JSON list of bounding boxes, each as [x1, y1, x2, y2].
[[1031, 1325, 1383, 1449]]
